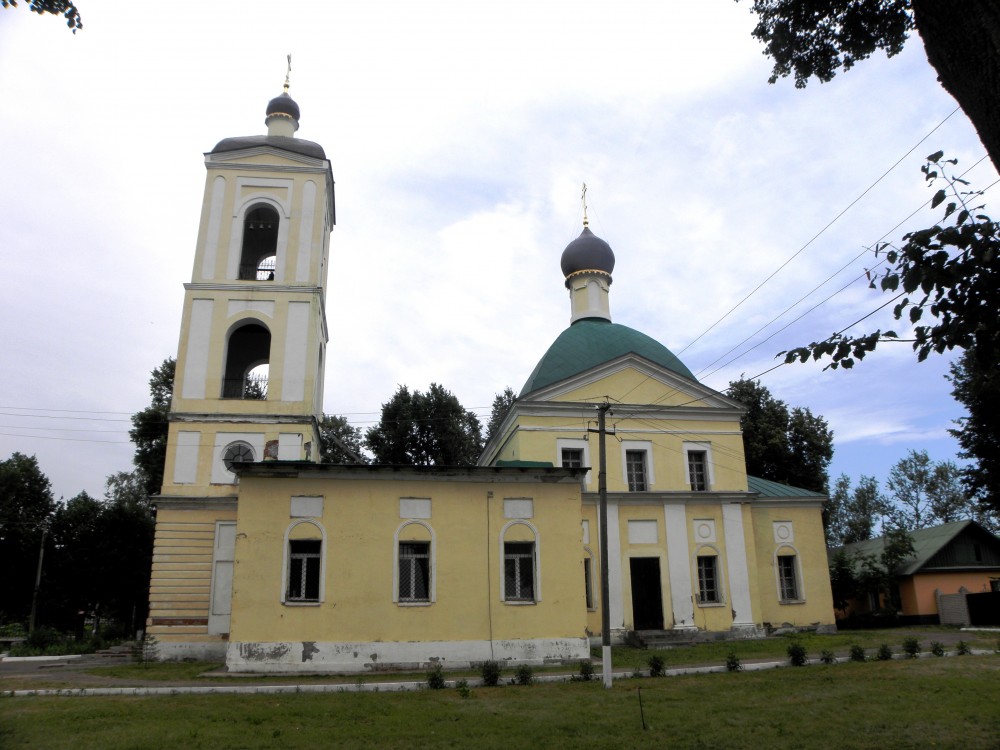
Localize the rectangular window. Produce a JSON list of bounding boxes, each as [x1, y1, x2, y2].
[[287, 539, 321, 602], [626, 450, 647, 492], [697, 555, 719, 604], [778, 555, 799, 601], [688, 451, 708, 491], [584, 556, 594, 610], [561, 448, 583, 468], [398, 541, 430, 602], [504, 542, 535, 601]]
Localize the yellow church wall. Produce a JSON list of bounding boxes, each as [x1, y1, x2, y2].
[[192, 161, 331, 286], [171, 291, 325, 414], [508, 413, 747, 493], [749, 504, 835, 627], [229, 474, 588, 648], [160, 421, 320, 496]]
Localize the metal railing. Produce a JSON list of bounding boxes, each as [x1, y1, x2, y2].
[[238, 257, 277, 281], [221, 375, 268, 400]]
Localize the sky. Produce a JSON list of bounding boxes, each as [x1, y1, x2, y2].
[[1, 2, 995, 503]]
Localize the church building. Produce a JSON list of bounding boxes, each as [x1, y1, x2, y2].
[[147, 85, 835, 671]]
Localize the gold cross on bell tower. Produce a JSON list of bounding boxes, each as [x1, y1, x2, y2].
[[581, 182, 589, 227]]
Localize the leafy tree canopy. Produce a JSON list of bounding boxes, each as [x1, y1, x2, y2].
[[129, 358, 174, 497], [364, 384, 483, 466], [318, 414, 367, 463], [485, 387, 516, 444], [0, 453, 55, 622], [728, 377, 833, 494], [1, 0, 81, 32], [826, 473, 890, 546], [949, 348, 1000, 513]]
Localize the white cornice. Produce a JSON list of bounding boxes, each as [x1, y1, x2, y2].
[[184, 283, 325, 295]]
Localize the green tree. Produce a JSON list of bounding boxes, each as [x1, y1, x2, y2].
[[886, 449, 935, 530], [855, 525, 915, 614], [826, 473, 891, 546], [129, 358, 174, 497], [728, 377, 833, 493], [741, 1, 1000, 173], [485, 387, 516, 444], [949, 348, 1000, 516], [0, 453, 56, 623], [365, 384, 484, 466], [1, 0, 81, 32], [828, 548, 860, 613], [318, 414, 367, 463]]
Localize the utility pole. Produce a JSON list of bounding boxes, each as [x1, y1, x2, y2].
[[28, 524, 48, 635], [589, 402, 614, 688]]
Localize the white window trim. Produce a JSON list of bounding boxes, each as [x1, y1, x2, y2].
[[621, 440, 654, 491], [280, 519, 327, 605], [557, 438, 592, 488], [393, 520, 436, 605], [683, 442, 715, 492], [774, 544, 806, 604], [499, 519, 541, 604], [693, 544, 726, 607]]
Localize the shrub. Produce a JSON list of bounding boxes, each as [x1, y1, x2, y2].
[[426, 663, 446, 690], [578, 660, 595, 681], [455, 679, 471, 698], [647, 655, 665, 677], [930, 641, 945, 657], [787, 642, 807, 667], [876, 644, 893, 661], [514, 664, 534, 686], [902, 638, 920, 658], [26, 626, 60, 650], [849, 644, 866, 662], [956, 641, 972, 655], [725, 652, 744, 672], [479, 660, 502, 686], [819, 649, 836, 665]]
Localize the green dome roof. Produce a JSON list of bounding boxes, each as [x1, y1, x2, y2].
[[519, 318, 696, 397]]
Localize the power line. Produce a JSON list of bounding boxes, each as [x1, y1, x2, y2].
[[677, 107, 961, 357]]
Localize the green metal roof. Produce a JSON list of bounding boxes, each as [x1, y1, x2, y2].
[[519, 318, 695, 397], [836, 520, 990, 575], [747, 475, 825, 498]]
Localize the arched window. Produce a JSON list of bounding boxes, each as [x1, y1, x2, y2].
[[500, 520, 540, 603], [222, 321, 271, 399], [774, 544, 804, 603], [694, 544, 725, 605], [393, 521, 436, 604], [282, 520, 326, 604], [239, 205, 279, 281]]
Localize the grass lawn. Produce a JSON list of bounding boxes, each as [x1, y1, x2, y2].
[[2, 655, 999, 749]]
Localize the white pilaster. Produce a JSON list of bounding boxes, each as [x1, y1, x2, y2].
[[722, 502, 755, 628], [664, 503, 695, 629]]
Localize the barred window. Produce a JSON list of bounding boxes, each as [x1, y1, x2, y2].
[[778, 555, 799, 601], [504, 542, 535, 601], [398, 541, 430, 602], [287, 539, 321, 602], [697, 555, 719, 604]]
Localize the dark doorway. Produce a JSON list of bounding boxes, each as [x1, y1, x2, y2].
[[630, 557, 664, 630]]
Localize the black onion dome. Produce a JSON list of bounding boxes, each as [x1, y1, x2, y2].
[[266, 92, 300, 121], [560, 226, 615, 281]]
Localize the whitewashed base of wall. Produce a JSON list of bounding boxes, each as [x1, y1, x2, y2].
[[226, 637, 590, 673]]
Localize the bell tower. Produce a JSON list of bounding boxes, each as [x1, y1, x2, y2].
[[148, 72, 335, 658]]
